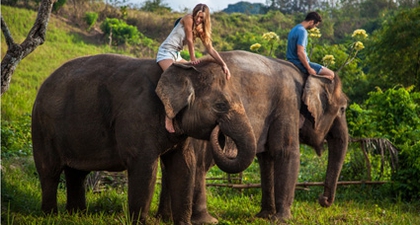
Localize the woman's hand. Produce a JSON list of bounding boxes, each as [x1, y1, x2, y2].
[[190, 59, 201, 65], [222, 64, 231, 80]]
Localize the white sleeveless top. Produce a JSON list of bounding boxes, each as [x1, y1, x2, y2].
[[160, 22, 186, 51]]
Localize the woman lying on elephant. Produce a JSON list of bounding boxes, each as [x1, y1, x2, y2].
[[156, 3, 231, 133]]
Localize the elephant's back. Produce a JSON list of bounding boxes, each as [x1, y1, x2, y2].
[[40, 54, 159, 92], [33, 54, 162, 119]]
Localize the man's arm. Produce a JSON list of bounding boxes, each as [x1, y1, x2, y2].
[[297, 45, 316, 75]]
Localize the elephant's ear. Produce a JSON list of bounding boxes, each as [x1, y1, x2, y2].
[[155, 64, 197, 119], [302, 76, 333, 130], [172, 62, 200, 71]]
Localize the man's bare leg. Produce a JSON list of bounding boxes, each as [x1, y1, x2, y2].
[[317, 67, 335, 80]]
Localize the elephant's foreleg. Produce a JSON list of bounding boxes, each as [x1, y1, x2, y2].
[[191, 142, 218, 224], [160, 144, 195, 225], [156, 160, 172, 222], [273, 147, 299, 221], [64, 167, 90, 213], [255, 152, 275, 219], [270, 120, 300, 221], [127, 155, 159, 224]]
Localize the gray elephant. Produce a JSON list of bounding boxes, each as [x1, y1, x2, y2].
[[31, 53, 257, 224], [156, 51, 349, 223]]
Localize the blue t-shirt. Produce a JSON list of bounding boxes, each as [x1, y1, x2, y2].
[[286, 24, 309, 65]]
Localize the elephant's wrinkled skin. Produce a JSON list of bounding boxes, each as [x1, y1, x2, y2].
[[157, 51, 349, 223], [31, 53, 257, 224]]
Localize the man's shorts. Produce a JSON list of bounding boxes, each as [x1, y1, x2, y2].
[[156, 47, 183, 63], [292, 61, 323, 75]]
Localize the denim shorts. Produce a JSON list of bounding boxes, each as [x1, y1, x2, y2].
[[156, 47, 183, 63], [292, 61, 323, 74]]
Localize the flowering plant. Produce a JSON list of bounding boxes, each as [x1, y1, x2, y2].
[[307, 27, 321, 57], [352, 29, 368, 40], [250, 43, 261, 52], [322, 54, 335, 67], [250, 32, 279, 56], [337, 29, 368, 72], [308, 27, 321, 39]]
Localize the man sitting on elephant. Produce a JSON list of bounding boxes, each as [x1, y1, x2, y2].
[[287, 11, 335, 81]]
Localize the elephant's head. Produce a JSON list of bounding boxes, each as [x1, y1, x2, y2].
[[300, 74, 349, 208], [155, 62, 256, 174]]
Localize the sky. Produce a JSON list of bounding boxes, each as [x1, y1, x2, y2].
[[128, 0, 268, 12]]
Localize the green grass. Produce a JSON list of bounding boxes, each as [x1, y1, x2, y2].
[[2, 156, 420, 225]]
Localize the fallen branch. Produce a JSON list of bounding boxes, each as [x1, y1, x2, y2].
[[206, 181, 389, 189]]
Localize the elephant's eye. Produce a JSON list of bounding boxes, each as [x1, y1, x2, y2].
[[214, 102, 229, 113]]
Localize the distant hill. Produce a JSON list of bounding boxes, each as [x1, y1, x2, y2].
[[222, 1, 267, 14]]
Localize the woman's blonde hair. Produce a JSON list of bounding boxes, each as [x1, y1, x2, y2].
[[192, 4, 212, 46]]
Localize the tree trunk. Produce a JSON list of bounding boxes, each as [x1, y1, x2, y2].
[[1, 0, 54, 95]]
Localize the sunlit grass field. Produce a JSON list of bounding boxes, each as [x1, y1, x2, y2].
[[2, 153, 420, 225], [1, 6, 419, 225]]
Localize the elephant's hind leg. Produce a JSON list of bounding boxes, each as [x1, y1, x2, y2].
[[33, 141, 63, 214], [64, 167, 90, 213], [38, 170, 62, 214]]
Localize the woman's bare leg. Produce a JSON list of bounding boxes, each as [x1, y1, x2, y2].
[[158, 59, 174, 71], [165, 116, 175, 133]]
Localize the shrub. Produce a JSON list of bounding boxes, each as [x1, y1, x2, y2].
[[392, 141, 420, 201], [84, 12, 98, 31], [346, 86, 420, 200], [100, 18, 141, 45]]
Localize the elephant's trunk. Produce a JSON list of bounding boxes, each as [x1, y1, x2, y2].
[[210, 113, 256, 174], [319, 117, 348, 207]]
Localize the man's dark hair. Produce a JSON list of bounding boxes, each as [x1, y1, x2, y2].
[[305, 11, 322, 23]]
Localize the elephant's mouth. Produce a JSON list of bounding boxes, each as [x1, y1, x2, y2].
[[211, 125, 238, 159]]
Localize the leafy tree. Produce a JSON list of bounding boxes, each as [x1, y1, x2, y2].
[[364, 7, 420, 91], [360, 0, 397, 18], [141, 0, 171, 13], [271, 0, 320, 14]]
